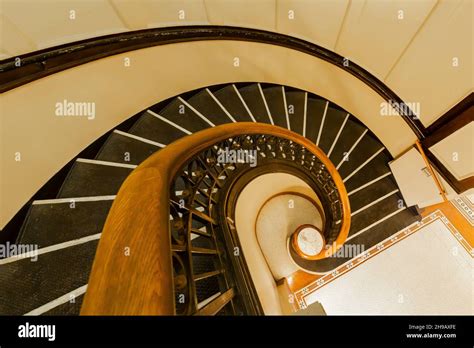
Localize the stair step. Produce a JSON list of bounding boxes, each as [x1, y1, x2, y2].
[[186, 89, 234, 125], [304, 97, 327, 144], [58, 159, 134, 198], [284, 89, 306, 135], [0, 240, 98, 315], [337, 134, 388, 179], [343, 152, 393, 192], [213, 85, 254, 122], [17, 198, 113, 248], [96, 130, 162, 165], [158, 97, 210, 133], [42, 294, 84, 315], [317, 106, 348, 154], [129, 111, 187, 144], [349, 192, 404, 236], [328, 119, 366, 166], [238, 84, 272, 124], [262, 85, 288, 128], [349, 175, 399, 212]]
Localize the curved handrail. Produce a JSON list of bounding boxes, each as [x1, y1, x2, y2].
[[81, 122, 350, 315]]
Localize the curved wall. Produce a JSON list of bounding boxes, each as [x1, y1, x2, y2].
[[0, 40, 416, 228]]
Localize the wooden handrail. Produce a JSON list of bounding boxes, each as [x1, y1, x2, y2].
[[415, 140, 448, 202], [81, 122, 350, 315]]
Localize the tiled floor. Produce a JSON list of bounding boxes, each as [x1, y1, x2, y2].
[[302, 215, 472, 314], [287, 207, 473, 313]]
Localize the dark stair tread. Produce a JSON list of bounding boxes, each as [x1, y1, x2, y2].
[[17, 199, 113, 248], [343, 153, 393, 192], [57, 160, 133, 198], [186, 89, 234, 126], [213, 85, 254, 122], [305, 97, 327, 144], [129, 111, 186, 145], [95, 131, 161, 165], [328, 119, 366, 166], [262, 86, 288, 129], [337, 133, 387, 179], [348, 175, 399, 212], [349, 193, 404, 236], [0, 240, 98, 315], [306, 208, 420, 272], [157, 97, 210, 133], [284, 89, 306, 135], [317, 106, 348, 154], [42, 295, 84, 315], [238, 84, 271, 124]]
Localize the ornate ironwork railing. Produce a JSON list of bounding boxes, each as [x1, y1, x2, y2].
[[81, 123, 350, 315]]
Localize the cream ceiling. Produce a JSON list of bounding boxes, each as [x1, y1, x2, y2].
[[0, 0, 472, 126]]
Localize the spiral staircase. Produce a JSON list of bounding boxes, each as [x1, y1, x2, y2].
[[0, 82, 420, 315]]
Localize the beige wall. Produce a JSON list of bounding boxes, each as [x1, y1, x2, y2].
[[0, 40, 417, 229], [2, 0, 472, 126], [234, 173, 319, 314], [430, 122, 474, 181]]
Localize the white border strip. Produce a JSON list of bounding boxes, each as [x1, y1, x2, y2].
[[33, 195, 116, 205], [0, 233, 101, 265], [282, 86, 290, 130], [346, 208, 406, 242], [316, 101, 329, 146], [178, 96, 215, 127], [232, 84, 256, 122], [348, 172, 392, 196], [146, 110, 192, 135], [113, 129, 165, 148], [206, 88, 236, 123], [327, 113, 349, 158], [336, 129, 368, 170], [303, 92, 308, 137], [343, 147, 384, 183], [76, 158, 137, 169], [351, 189, 399, 216], [24, 285, 88, 316], [197, 291, 221, 310], [258, 83, 274, 125]]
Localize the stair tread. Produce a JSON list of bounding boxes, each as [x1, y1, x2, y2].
[[349, 192, 405, 236], [129, 111, 186, 144], [344, 153, 393, 192], [284, 89, 306, 135], [238, 84, 271, 124], [349, 175, 399, 212], [158, 97, 210, 132], [328, 119, 366, 166], [337, 133, 387, 179], [58, 161, 133, 198], [304, 97, 327, 144], [17, 199, 113, 248], [96, 131, 160, 165], [262, 85, 288, 128], [186, 89, 233, 126], [317, 106, 347, 154], [0, 240, 98, 315], [213, 85, 254, 122], [42, 294, 84, 315]]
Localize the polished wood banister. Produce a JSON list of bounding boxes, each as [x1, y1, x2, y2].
[[81, 122, 350, 315]]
